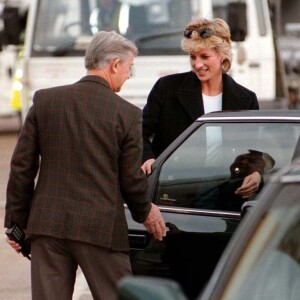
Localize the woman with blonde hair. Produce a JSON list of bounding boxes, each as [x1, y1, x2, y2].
[[142, 17, 261, 199]]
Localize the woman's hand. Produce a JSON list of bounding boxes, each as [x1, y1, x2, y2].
[[235, 171, 261, 199], [141, 158, 155, 175]]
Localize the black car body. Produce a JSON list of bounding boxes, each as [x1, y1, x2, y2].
[[125, 110, 300, 299], [119, 157, 300, 300]]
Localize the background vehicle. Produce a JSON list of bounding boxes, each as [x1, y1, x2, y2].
[[1, 0, 284, 123], [0, 0, 28, 115], [271, 0, 300, 109], [118, 157, 300, 300]]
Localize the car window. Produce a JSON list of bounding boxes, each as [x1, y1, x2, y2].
[[156, 122, 300, 211], [220, 185, 300, 300]]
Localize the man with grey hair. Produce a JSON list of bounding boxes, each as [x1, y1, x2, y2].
[[5, 31, 166, 300]]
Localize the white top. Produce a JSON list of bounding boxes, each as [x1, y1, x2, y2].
[[203, 93, 222, 113], [202, 93, 223, 166]]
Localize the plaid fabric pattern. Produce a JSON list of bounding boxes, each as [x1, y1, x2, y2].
[[5, 76, 150, 251]]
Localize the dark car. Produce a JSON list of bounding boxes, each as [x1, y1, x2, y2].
[[124, 110, 300, 299], [118, 158, 300, 300]]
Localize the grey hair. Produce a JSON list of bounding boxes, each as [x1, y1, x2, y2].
[[85, 31, 138, 70]]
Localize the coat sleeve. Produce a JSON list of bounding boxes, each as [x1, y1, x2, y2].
[[119, 109, 151, 223], [142, 78, 165, 162], [5, 98, 40, 229], [250, 91, 259, 109]]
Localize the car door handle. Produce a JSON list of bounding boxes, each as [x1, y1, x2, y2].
[[129, 234, 147, 249]]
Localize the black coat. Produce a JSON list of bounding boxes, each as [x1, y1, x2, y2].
[[142, 71, 259, 162]]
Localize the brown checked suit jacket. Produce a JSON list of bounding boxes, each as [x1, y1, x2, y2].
[[5, 75, 151, 251]]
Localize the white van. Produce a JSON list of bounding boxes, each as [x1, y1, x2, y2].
[[0, 0, 28, 115], [2, 0, 282, 122]]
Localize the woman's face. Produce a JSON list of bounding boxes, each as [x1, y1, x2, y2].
[[189, 48, 223, 83]]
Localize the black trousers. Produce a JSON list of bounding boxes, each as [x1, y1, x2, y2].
[[31, 236, 131, 300]]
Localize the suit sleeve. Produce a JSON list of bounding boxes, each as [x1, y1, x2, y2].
[[142, 78, 165, 162], [5, 98, 40, 229], [119, 109, 151, 223]]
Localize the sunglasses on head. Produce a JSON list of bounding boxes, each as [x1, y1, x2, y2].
[[183, 27, 216, 39]]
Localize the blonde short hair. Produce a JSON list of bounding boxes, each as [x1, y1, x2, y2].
[[181, 18, 232, 73]]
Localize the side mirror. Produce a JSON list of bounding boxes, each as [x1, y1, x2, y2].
[[117, 276, 187, 300], [3, 6, 21, 45], [227, 2, 247, 42]]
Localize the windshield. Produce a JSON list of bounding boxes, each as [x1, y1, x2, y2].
[[32, 0, 248, 57], [32, 0, 201, 56]]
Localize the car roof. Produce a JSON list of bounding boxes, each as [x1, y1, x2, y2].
[[197, 110, 300, 121]]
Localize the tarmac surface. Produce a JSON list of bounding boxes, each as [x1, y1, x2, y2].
[[0, 115, 31, 300]]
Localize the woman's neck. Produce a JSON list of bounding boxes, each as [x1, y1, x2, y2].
[[201, 75, 223, 96]]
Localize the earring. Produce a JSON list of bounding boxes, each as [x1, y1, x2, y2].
[[221, 59, 226, 72]]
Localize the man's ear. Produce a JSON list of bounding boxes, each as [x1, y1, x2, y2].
[[110, 58, 120, 74]]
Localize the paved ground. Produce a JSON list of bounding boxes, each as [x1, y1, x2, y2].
[[0, 118, 31, 300]]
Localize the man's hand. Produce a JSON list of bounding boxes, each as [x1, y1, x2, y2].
[[6, 237, 22, 253], [141, 159, 155, 175], [143, 203, 166, 241], [235, 171, 261, 199]]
